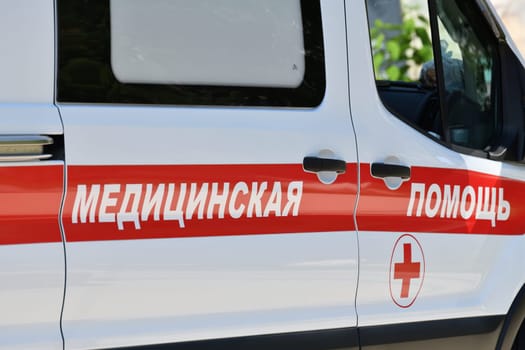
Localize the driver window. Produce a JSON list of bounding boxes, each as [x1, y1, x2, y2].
[[366, 0, 501, 156]]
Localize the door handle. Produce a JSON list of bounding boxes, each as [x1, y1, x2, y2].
[[371, 163, 411, 179], [303, 156, 347, 174], [0, 135, 53, 162]]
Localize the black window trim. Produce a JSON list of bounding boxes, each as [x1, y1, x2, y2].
[[427, 0, 449, 145]]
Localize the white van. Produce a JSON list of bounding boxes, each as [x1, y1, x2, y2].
[[1, 0, 525, 349]]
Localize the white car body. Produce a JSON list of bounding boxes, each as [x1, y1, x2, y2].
[[0, 0, 524, 349]]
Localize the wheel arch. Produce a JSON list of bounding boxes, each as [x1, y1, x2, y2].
[[496, 284, 525, 350]]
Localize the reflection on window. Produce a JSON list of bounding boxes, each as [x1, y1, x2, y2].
[[110, 0, 305, 88], [368, 0, 433, 82], [57, 0, 326, 107], [436, 0, 497, 150]]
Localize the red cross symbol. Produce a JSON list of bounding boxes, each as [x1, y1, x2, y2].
[[389, 235, 425, 308], [394, 243, 421, 298]]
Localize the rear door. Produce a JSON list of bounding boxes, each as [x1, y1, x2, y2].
[[0, 1, 65, 349], [57, 1, 359, 349]]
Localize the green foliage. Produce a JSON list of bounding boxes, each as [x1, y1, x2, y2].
[[370, 9, 433, 82]]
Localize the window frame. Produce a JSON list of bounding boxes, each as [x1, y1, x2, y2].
[[56, 0, 326, 108], [365, 0, 507, 160]]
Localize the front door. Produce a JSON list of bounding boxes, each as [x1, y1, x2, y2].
[[350, 0, 525, 348]]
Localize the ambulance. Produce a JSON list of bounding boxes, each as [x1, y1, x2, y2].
[[2, 0, 525, 349]]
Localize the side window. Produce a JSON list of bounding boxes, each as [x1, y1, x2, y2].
[[111, 1, 306, 88], [57, 0, 325, 107], [366, 0, 502, 157]]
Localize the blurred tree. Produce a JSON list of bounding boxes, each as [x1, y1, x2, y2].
[[370, 3, 433, 82]]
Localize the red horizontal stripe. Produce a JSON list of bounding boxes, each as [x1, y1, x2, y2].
[[358, 164, 525, 235], [2, 162, 522, 246], [0, 165, 63, 245], [63, 164, 358, 242]]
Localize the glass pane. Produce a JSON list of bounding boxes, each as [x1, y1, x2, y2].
[[367, 0, 434, 82], [366, 0, 442, 138], [110, 0, 305, 88]]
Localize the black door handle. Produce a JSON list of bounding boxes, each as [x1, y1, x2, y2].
[[371, 163, 411, 179], [303, 157, 346, 174]]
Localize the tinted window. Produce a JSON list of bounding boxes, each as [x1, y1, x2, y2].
[[57, 0, 325, 107]]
